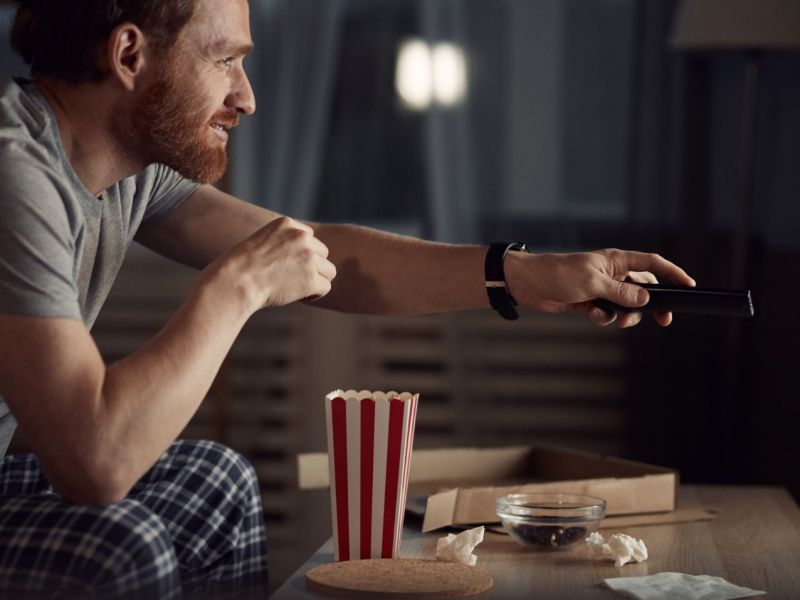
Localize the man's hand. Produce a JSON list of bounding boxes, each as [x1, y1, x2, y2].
[[202, 216, 337, 314], [503, 248, 696, 328]]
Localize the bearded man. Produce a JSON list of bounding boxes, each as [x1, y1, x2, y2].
[[0, 0, 694, 597]]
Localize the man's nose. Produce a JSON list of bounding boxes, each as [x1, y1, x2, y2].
[[226, 67, 256, 116]]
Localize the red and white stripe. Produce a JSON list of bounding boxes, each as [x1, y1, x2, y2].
[[325, 390, 419, 561]]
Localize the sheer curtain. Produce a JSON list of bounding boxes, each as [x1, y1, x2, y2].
[[231, 0, 346, 218], [229, 0, 639, 245], [419, 0, 479, 244], [418, 0, 638, 245], [232, 0, 509, 243], [418, 0, 512, 244]]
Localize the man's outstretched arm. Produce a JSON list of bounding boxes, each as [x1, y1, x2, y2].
[[137, 184, 695, 326]]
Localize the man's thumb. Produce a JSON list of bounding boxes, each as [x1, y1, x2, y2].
[[605, 280, 649, 308]]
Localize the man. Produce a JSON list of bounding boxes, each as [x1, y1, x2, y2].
[[0, 0, 694, 597]]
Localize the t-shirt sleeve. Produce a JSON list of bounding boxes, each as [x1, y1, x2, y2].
[[0, 159, 82, 320], [142, 163, 200, 223]]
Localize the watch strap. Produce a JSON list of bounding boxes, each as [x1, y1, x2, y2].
[[485, 240, 527, 320]]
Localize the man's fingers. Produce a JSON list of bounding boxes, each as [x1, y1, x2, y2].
[[314, 274, 333, 297], [316, 256, 337, 282], [627, 270, 659, 285], [303, 276, 333, 303], [308, 236, 330, 259], [618, 311, 642, 328], [609, 250, 695, 287], [587, 306, 617, 327], [654, 311, 672, 327]]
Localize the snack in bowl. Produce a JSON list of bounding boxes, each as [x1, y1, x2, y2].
[[496, 492, 606, 550]]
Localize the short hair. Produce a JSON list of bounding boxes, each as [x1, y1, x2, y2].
[[10, 0, 197, 83]]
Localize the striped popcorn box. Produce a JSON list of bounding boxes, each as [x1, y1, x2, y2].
[[325, 389, 419, 561]]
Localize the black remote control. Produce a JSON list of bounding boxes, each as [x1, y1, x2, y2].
[[592, 283, 754, 318]]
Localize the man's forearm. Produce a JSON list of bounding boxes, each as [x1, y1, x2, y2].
[[85, 275, 251, 502], [310, 223, 490, 315], [137, 189, 492, 316]]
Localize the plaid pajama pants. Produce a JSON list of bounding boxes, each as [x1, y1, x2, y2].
[[0, 439, 268, 598]]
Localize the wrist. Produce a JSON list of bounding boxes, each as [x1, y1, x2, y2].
[[195, 259, 259, 322], [485, 240, 527, 320], [502, 249, 529, 301]]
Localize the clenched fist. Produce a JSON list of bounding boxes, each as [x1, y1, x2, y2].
[[205, 217, 337, 314]]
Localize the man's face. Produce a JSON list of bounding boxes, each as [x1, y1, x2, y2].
[[123, 0, 255, 183]]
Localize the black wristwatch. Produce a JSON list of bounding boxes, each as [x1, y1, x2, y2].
[[485, 240, 527, 320]]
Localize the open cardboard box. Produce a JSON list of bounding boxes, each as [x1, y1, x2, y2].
[[298, 444, 679, 533]]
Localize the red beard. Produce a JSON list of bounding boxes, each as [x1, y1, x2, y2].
[[120, 65, 238, 184]]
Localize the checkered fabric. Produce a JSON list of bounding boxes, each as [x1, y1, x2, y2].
[[0, 439, 268, 598]]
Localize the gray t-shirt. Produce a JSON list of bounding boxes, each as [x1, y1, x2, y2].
[[0, 78, 199, 458]]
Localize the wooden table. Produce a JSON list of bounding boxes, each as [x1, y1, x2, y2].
[[271, 485, 800, 599]]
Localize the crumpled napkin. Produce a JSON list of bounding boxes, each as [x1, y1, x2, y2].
[[435, 526, 485, 566], [587, 532, 648, 567], [603, 572, 766, 600]]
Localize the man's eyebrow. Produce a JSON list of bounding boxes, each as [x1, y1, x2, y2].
[[209, 40, 254, 57]]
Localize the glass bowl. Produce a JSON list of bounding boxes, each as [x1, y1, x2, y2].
[[496, 492, 606, 550]]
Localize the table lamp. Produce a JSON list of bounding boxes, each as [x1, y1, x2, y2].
[[671, 0, 800, 286]]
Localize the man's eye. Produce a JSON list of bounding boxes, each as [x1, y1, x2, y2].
[[219, 57, 234, 67]]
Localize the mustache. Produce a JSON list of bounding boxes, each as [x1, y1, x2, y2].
[[209, 112, 240, 129]]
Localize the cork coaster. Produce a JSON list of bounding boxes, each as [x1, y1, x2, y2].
[[306, 559, 493, 599]]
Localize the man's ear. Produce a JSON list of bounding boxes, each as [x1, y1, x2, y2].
[[105, 23, 148, 91]]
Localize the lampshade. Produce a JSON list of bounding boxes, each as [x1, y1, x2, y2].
[[672, 0, 800, 50]]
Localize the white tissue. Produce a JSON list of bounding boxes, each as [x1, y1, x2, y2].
[[436, 526, 485, 566], [603, 572, 766, 600], [586, 532, 648, 567]]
